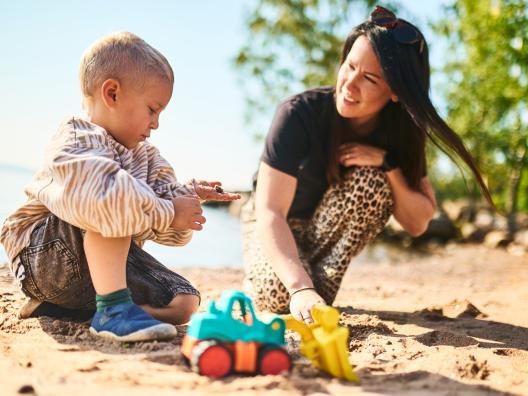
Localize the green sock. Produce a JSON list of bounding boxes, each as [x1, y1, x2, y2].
[[95, 288, 133, 312]]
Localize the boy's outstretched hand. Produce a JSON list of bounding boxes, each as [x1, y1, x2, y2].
[[171, 196, 206, 231], [192, 179, 241, 201]]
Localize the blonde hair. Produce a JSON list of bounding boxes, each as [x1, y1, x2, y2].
[[79, 31, 173, 103]]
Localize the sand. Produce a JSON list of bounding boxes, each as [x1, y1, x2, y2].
[[0, 244, 527, 396]]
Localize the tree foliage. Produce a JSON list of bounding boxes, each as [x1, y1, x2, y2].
[[435, 0, 528, 222]]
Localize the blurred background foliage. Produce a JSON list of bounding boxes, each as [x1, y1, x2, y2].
[[234, 0, 528, 230]]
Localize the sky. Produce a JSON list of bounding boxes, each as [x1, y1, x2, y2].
[[0, 0, 448, 191]]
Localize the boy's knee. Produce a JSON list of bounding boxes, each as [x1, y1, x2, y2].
[[167, 294, 200, 324]]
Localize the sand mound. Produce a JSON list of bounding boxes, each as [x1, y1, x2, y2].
[[414, 330, 479, 347], [415, 299, 486, 321], [442, 299, 486, 318], [339, 312, 393, 339]]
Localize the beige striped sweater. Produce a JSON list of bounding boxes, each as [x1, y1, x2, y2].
[[0, 117, 195, 272]]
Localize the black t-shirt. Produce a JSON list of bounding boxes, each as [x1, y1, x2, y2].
[[256, 86, 394, 219]]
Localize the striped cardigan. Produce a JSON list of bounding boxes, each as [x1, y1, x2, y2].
[[0, 117, 194, 272]]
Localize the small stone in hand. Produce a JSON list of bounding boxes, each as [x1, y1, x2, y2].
[[214, 185, 224, 194]]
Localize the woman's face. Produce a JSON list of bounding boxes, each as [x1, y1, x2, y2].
[[336, 35, 397, 131]]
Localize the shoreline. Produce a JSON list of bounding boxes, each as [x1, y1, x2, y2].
[[1, 244, 527, 395]]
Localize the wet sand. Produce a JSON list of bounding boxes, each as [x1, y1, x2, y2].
[[1, 244, 527, 395]]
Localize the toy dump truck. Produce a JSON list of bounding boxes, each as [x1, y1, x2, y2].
[[181, 289, 291, 378]]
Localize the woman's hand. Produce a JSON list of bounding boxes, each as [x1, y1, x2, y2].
[[339, 143, 385, 167], [192, 179, 241, 201], [289, 288, 326, 323]]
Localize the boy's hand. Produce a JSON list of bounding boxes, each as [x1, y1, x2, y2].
[[171, 196, 206, 231], [192, 179, 241, 201]]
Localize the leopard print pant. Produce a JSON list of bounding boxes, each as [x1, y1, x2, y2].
[[241, 166, 394, 313]]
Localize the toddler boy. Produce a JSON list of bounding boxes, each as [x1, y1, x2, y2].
[[0, 32, 239, 342]]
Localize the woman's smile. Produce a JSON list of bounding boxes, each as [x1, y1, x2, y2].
[[341, 92, 359, 105]]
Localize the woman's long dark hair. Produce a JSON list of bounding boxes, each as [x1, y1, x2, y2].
[[327, 21, 495, 208]]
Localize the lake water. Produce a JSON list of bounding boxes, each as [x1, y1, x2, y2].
[[0, 164, 243, 267]]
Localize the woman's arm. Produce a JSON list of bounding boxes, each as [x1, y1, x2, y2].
[[385, 170, 437, 236], [255, 162, 325, 321], [255, 162, 310, 290]]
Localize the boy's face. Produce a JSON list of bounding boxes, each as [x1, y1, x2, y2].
[[108, 77, 173, 149]]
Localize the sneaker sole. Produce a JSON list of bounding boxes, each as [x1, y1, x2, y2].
[[89, 323, 177, 342]]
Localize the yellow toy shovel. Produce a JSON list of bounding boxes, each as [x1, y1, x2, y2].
[[284, 304, 360, 382]]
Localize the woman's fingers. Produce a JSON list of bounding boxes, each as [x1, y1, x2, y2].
[[301, 308, 314, 324], [292, 309, 304, 322], [293, 307, 313, 323]]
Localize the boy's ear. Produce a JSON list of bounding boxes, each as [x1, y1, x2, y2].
[[390, 93, 399, 103], [100, 79, 120, 109]]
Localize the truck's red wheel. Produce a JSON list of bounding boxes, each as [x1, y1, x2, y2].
[[258, 346, 291, 375], [191, 340, 233, 378]]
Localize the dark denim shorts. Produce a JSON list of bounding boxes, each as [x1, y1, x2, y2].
[[15, 215, 200, 310]]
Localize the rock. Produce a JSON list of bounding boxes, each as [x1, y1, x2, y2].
[[506, 243, 527, 256], [456, 203, 478, 223], [460, 223, 477, 239], [514, 229, 528, 247], [460, 223, 492, 242], [484, 230, 511, 248], [442, 200, 468, 222], [384, 212, 457, 243], [421, 211, 457, 241], [494, 215, 508, 230], [475, 209, 495, 228], [18, 385, 35, 394]]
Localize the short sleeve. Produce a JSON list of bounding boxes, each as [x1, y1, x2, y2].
[[261, 100, 310, 177]]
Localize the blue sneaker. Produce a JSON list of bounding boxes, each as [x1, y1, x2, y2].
[[89, 302, 177, 342]]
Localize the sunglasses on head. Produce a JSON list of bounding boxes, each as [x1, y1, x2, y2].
[[369, 5, 425, 54]]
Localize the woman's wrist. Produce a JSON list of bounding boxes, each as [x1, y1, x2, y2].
[[289, 286, 315, 298], [280, 261, 314, 293], [380, 151, 398, 172]]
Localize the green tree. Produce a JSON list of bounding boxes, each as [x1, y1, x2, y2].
[[436, 0, 528, 234]]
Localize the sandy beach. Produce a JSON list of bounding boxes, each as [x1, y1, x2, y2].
[[1, 244, 527, 396]]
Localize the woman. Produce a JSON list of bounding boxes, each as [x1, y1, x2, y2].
[[241, 6, 494, 323]]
